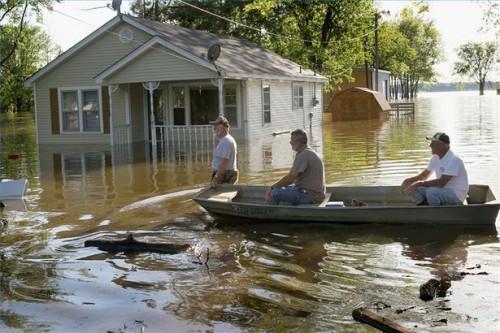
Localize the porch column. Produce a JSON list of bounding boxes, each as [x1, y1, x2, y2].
[[217, 78, 224, 116], [142, 81, 160, 146], [108, 85, 119, 146]]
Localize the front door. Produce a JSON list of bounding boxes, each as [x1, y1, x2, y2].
[[190, 86, 219, 125]]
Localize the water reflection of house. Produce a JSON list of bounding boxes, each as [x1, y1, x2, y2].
[[25, 14, 327, 149], [37, 133, 324, 205]]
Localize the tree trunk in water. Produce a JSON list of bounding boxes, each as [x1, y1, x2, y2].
[[401, 77, 406, 99], [479, 81, 485, 95], [399, 78, 402, 100], [400, 77, 404, 100], [405, 75, 410, 99], [409, 77, 415, 99], [390, 76, 394, 100]]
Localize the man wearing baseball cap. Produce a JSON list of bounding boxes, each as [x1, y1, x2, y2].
[[209, 116, 238, 187], [400, 132, 469, 206]]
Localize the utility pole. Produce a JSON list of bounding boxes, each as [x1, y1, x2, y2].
[[364, 36, 370, 89], [374, 12, 380, 92], [374, 10, 389, 92]]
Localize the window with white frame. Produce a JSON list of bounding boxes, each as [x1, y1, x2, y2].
[[60, 88, 102, 133], [292, 84, 304, 110], [224, 86, 237, 127], [262, 83, 271, 124], [61, 91, 79, 132]]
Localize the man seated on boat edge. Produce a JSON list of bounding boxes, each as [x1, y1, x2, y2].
[[400, 132, 469, 206], [210, 116, 238, 188], [265, 129, 326, 205]]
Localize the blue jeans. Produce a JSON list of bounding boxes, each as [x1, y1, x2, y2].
[[411, 186, 463, 206], [271, 187, 312, 205]]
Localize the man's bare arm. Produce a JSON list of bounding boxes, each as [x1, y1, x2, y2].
[[271, 170, 300, 188], [211, 158, 229, 187]]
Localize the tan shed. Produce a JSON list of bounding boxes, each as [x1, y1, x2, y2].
[[329, 87, 391, 122]]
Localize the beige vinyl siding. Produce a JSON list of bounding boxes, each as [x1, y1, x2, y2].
[[245, 79, 261, 138], [246, 80, 310, 139], [129, 83, 146, 142], [35, 22, 151, 144], [245, 80, 323, 141], [105, 47, 216, 84], [109, 85, 131, 144], [110, 86, 128, 126]]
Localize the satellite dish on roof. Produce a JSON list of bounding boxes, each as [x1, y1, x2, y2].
[[207, 44, 221, 63], [112, 0, 122, 14]]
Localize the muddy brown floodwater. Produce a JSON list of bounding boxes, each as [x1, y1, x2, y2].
[[1, 91, 499, 332]]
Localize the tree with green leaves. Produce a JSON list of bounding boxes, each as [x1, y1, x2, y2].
[[131, 0, 251, 34], [453, 41, 498, 95], [377, 22, 412, 75], [246, 0, 376, 90], [0, 0, 58, 68], [363, 3, 441, 100], [480, 1, 500, 37], [131, 0, 376, 90], [375, 21, 415, 99], [395, 4, 441, 98], [0, 25, 60, 113]]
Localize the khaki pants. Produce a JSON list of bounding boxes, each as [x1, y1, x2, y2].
[[211, 170, 238, 184]]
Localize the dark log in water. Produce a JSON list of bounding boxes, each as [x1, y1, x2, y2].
[[352, 308, 412, 333], [84, 234, 190, 254], [419, 278, 451, 301]]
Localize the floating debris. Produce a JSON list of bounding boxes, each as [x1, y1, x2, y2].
[[84, 233, 190, 254]]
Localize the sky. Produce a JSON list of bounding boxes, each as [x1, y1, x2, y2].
[[36, 0, 498, 83]]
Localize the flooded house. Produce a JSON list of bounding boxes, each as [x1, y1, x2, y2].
[[25, 14, 327, 149]]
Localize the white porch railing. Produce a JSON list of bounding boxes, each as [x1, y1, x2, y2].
[[155, 125, 216, 162]]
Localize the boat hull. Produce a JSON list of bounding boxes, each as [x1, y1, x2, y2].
[[0, 179, 28, 199], [193, 185, 500, 225]]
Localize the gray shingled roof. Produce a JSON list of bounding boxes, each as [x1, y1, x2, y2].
[[127, 15, 326, 81]]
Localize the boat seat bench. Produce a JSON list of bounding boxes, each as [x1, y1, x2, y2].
[[209, 191, 239, 202]]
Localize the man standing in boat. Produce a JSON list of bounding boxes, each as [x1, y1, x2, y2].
[[401, 132, 469, 206], [210, 116, 238, 187], [265, 129, 326, 205]]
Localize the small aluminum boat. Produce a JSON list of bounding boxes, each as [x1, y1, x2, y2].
[[193, 184, 500, 225], [0, 179, 28, 199]]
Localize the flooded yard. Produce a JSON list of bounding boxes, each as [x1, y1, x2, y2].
[[1, 91, 499, 332]]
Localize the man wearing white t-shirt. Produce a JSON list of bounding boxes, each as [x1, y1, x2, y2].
[[401, 132, 469, 206], [209, 116, 238, 188]]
